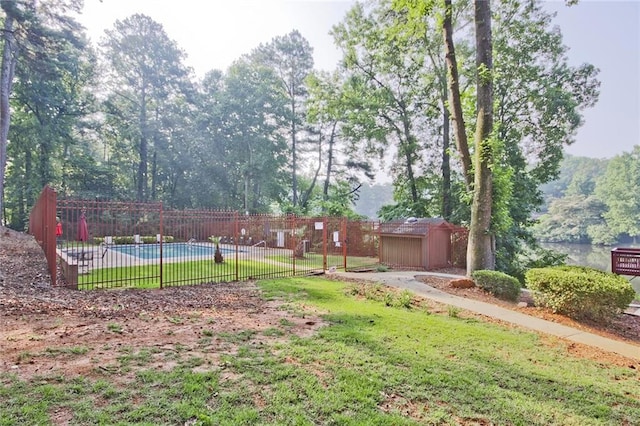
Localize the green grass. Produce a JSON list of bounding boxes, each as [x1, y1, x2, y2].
[[74, 252, 378, 290], [1, 277, 639, 425], [267, 252, 379, 270], [77, 259, 292, 289]]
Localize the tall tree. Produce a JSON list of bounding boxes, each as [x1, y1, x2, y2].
[[0, 0, 90, 226], [0, 0, 18, 223], [100, 14, 190, 202], [219, 58, 288, 212], [305, 70, 374, 214], [332, 2, 443, 217], [0, 0, 86, 222], [442, 0, 472, 190], [490, 0, 599, 276], [466, 0, 494, 272], [252, 30, 314, 208]]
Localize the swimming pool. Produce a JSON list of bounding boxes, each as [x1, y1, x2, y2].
[[108, 243, 235, 260]]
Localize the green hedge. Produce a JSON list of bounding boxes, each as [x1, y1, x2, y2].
[[93, 235, 175, 245], [525, 265, 636, 322], [472, 270, 521, 301]]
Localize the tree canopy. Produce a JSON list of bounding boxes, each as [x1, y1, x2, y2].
[[0, 1, 607, 278]]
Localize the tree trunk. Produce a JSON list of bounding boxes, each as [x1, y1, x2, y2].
[[291, 97, 298, 207], [151, 149, 157, 200], [137, 84, 148, 201], [300, 131, 323, 210], [442, 101, 452, 220], [400, 113, 419, 204], [322, 122, 337, 203], [442, 0, 472, 191], [0, 11, 16, 224], [467, 0, 495, 274]]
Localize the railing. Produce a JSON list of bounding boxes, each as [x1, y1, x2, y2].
[[611, 248, 640, 276], [30, 187, 467, 291], [34, 192, 380, 289]]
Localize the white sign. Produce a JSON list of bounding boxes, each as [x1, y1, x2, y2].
[[314, 222, 324, 230]]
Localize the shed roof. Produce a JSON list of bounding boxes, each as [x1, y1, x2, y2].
[[380, 217, 452, 236]]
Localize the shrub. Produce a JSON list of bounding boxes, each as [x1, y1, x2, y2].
[[472, 270, 521, 301], [525, 265, 636, 322]]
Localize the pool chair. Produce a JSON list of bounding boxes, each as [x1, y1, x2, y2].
[[101, 236, 114, 259], [79, 250, 94, 269]]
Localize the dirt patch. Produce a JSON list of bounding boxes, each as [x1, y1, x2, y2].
[[0, 226, 325, 380]]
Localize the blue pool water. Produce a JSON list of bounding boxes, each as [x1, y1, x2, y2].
[[109, 243, 234, 260]]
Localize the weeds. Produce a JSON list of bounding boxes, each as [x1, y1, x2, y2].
[[447, 305, 461, 318], [107, 323, 123, 334]]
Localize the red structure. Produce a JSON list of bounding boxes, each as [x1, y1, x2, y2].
[[28, 186, 57, 286], [379, 218, 467, 270], [28, 186, 381, 289], [611, 247, 640, 276]]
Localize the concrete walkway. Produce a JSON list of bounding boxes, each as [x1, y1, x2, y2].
[[337, 270, 640, 361]]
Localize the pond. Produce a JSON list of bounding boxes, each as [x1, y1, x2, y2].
[[540, 242, 640, 294]]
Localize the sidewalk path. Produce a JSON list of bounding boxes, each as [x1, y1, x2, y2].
[[338, 270, 640, 361]]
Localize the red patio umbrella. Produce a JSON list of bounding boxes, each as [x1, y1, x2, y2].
[[78, 212, 89, 242]]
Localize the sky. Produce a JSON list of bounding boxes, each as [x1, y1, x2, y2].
[[77, 0, 640, 160]]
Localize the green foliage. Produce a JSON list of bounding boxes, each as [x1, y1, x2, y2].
[[489, 0, 600, 272], [593, 146, 640, 241], [101, 13, 192, 203], [2, 0, 97, 227], [533, 195, 608, 243], [539, 155, 608, 204], [472, 270, 521, 301], [525, 266, 636, 322], [375, 264, 389, 272]]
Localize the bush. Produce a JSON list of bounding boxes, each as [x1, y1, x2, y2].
[[525, 265, 636, 322], [472, 270, 521, 301]]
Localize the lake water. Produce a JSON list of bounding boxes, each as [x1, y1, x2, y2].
[[540, 242, 640, 294]]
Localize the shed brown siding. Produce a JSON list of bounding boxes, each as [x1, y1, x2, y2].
[[427, 226, 452, 269], [381, 235, 423, 268]]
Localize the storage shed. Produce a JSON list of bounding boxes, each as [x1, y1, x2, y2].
[[379, 218, 466, 270]]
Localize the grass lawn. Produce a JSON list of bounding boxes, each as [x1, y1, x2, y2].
[[77, 259, 295, 289], [267, 252, 379, 271], [2, 277, 639, 425]]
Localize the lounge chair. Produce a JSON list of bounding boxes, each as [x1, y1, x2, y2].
[[79, 250, 94, 268]]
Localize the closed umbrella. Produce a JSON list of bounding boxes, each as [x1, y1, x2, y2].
[[78, 212, 89, 242], [77, 212, 91, 266]]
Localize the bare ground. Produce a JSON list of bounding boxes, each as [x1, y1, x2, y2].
[[0, 226, 325, 381], [1, 226, 638, 382]]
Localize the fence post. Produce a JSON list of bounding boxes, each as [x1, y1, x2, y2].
[[234, 211, 239, 281], [322, 217, 327, 272], [28, 186, 57, 287], [159, 203, 163, 289], [342, 218, 347, 270], [378, 220, 382, 265], [47, 187, 57, 287]]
